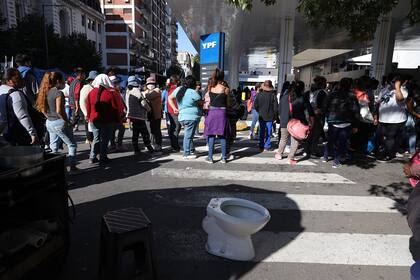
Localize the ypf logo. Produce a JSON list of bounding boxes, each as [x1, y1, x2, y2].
[[202, 41, 217, 50]]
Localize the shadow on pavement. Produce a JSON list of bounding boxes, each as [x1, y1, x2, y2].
[[68, 154, 173, 189], [368, 181, 412, 215], [60, 185, 303, 280]]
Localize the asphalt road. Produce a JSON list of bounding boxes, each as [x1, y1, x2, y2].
[[60, 127, 413, 280]]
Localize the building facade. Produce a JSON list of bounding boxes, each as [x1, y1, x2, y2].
[[101, 0, 175, 74], [0, 0, 105, 60], [165, 6, 177, 69], [177, 51, 192, 76]]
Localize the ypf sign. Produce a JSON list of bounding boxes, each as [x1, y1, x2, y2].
[[200, 32, 225, 87]]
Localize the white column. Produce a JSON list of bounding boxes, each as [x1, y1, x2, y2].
[[277, 14, 295, 92], [371, 15, 395, 81], [228, 50, 240, 89]]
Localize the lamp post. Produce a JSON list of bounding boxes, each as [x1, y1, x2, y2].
[[42, 4, 73, 68]]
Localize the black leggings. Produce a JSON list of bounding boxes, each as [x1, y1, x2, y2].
[[377, 122, 405, 157]]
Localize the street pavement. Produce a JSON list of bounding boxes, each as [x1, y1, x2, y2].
[[61, 127, 413, 280]]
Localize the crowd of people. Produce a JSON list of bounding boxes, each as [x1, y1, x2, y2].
[[1, 54, 420, 173]]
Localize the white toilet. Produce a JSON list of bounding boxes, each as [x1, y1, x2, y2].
[[202, 197, 270, 261]]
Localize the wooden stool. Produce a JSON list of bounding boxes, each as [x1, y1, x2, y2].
[[99, 208, 155, 280]]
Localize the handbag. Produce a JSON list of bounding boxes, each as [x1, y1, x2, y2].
[[286, 96, 310, 140]]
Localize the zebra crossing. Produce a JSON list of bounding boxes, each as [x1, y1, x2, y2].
[[147, 142, 413, 279]]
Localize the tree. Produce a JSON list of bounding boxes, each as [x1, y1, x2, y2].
[[226, 0, 420, 41], [0, 14, 102, 72]]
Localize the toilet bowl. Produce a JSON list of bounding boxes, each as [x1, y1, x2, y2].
[[202, 197, 270, 261]]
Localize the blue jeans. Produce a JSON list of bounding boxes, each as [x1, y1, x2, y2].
[[250, 109, 259, 136], [46, 119, 77, 166], [259, 119, 273, 149], [65, 107, 72, 122], [180, 120, 198, 156], [208, 136, 227, 160], [90, 122, 114, 160], [324, 124, 351, 163]]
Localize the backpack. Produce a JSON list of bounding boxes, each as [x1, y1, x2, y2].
[[0, 89, 46, 145], [139, 92, 152, 112]]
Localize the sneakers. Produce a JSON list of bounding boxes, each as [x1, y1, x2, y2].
[[376, 156, 394, 163], [205, 158, 214, 164], [89, 157, 99, 164], [332, 160, 341, 168], [274, 153, 283, 160], [183, 154, 197, 159], [220, 158, 227, 164], [68, 166, 82, 175], [288, 159, 297, 165]]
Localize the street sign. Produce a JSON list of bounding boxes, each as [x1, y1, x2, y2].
[[200, 32, 225, 88]]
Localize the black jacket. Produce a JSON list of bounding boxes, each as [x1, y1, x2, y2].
[[254, 90, 278, 121], [278, 91, 314, 128], [324, 90, 360, 127]]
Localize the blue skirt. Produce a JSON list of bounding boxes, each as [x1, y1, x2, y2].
[[204, 107, 229, 137]]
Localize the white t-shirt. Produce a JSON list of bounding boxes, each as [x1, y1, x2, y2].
[[62, 83, 70, 107], [378, 86, 408, 124]]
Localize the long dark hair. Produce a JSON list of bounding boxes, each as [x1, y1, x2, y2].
[[176, 75, 197, 103], [288, 81, 304, 102], [209, 69, 225, 89]]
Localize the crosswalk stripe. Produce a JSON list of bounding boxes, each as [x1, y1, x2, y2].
[[150, 154, 316, 166], [152, 168, 355, 184], [157, 192, 401, 213], [161, 230, 412, 267], [253, 232, 411, 266]]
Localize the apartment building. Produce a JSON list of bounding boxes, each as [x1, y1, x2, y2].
[[0, 0, 105, 57], [165, 5, 177, 69], [101, 0, 174, 74]]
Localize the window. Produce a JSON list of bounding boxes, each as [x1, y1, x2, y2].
[[97, 23, 101, 33], [81, 14, 85, 26], [123, 8, 131, 14], [92, 20, 96, 31], [104, 8, 113, 15], [88, 18, 92, 29]]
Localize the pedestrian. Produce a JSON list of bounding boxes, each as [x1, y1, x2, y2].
[[195, 81, 203, 135], [165, 75, 182, 152], [306, 76, 327, 158], [125, 76, 155, 155], [407, 84, 420, 153], [351, 77, 375, 155], [0, 68, 38, 145], [204, 69, 230, 164], [109, 75, 126, 152], [161, 78, 170, 128], [323, 78, 360, 168], [168, 75, 202, 159], [144, 76, 163, 155], [276, 81, 314, 165], [253, 80, 278, 152], [248, 83, 261, 140], [15, 54, 39, 105], [69, 67, 86, 131], [36, 72, 79, 172], [86, 74, 121, 164], [374, 74, 409, 161], [226, 84, 244, 158], [79, 71, 98, 145], [62, 76, 75, 121]]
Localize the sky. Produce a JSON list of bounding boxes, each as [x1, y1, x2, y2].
[[177, 23, 198, 55]]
